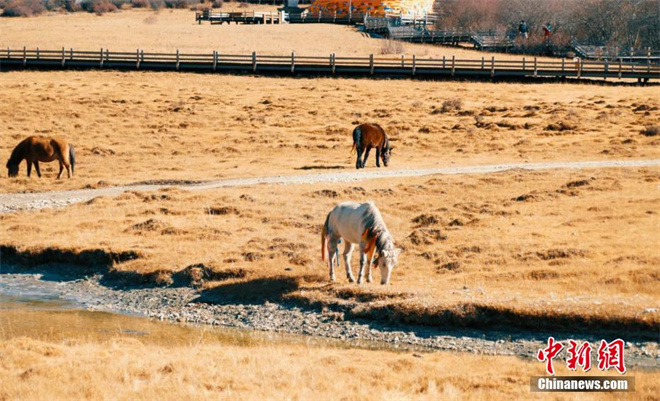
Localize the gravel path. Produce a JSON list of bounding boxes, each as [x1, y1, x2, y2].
[[0, 273, 658, 367], [1, 159, 659, 213]]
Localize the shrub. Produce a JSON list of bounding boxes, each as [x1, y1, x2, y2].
[[1, 0, 46, 16], [163, 0, 194, 9], [131, 0, 150, 7], [640, 125, 659, 137], [440, 98, 463, 113], [380, 39, 405, 55], [149, 0, 164, 10], [80, 0, 118, 14]]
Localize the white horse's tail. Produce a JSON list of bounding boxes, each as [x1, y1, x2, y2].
[[321, 213, 331, 263]]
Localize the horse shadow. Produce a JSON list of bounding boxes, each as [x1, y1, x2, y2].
[[192, 276, 314, 306]]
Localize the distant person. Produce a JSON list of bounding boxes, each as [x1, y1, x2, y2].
[[543, 22, 553, 43], [573, 56, 581, 71], [519, 20, 529, 39]]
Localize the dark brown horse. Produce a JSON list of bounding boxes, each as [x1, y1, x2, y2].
[[6, 136, 75, 179], [351, 123, 392, 169]]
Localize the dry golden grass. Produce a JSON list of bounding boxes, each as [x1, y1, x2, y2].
[[2, 166, 658, 329], [2, 8, 659, 400], [1, 71, 658, 194], [0, 8, 559, 60], [1, 335, 657, 401]]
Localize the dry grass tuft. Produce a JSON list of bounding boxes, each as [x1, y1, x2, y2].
[[640, 125, 660, 137], [379, 39, 405, 55]]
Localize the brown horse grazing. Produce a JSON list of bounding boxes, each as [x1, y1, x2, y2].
[[351, 123, 392, 169], [6, 136, 75, 179]]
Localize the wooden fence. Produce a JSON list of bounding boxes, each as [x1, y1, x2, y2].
[[1, 47, 658, 81]]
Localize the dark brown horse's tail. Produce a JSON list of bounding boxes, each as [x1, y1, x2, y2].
[[351, 126, 361, 154], [69, 145, 75, 175]]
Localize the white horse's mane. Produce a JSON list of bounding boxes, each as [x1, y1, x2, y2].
[[361, 202, 396, 258]]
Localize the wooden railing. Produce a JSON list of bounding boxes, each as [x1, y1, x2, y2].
[[1, 47, 658, 81]]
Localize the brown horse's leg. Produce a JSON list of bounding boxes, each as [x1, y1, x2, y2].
[[57, 161, 64, 179], [375, 148, 381, 168], [34, 161, 42, 178], [65, 162, 71, 178], [362, 147, 372, 168], [27, 161, 32, 177], [356, 147, 364, 169]]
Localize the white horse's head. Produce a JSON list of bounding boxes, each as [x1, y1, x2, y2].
[[376, 241, 401, 285]]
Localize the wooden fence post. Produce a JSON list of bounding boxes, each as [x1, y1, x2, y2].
[[7, 47, 10, 60], [412, 54, 416, 76], [533, 57, 537, 77], [100, 48, 103, 68], [213, 50, 218, 71], [23, 46, 26, 67], [481, 56, 484, 70], [401, 54, 404, 68], [176, 49, 180, 70], [522, 57, 525, 71], [36, 47, 40, 60], [69, 48, 73, 61], [561, 58, 565, 76], [618, 57, 622, 79], [442, 55, 445, 69], [136, 49, 140, 69], [451, 55, 455, 76], [291, 51, 295, 73], [61, 47, 65, 67], [578, 59, 582, 78], [105, 49, 109, 64], [252, 51, 257, 72], [604, 58, 608, 78], [490, 56, 495, 78], [369, 54, 374, 74]]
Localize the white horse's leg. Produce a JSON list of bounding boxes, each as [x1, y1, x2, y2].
[[343, 242, 356, 283], [328, 237, 339, 281], [366, 254, 374, 283], [357, 246, 368, 284]]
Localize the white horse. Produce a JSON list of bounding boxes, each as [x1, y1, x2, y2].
[[321, 201, 400, 285]]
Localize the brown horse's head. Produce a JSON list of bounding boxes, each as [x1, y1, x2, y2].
[[6, 159, 19, 177], [381, 143, 392, 167]]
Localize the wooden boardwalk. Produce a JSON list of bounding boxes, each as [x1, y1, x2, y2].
[[195, 10, 365, 25], [1, 47, 658, 82]]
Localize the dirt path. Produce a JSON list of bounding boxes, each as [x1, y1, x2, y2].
[[1, 159, 659, 213]]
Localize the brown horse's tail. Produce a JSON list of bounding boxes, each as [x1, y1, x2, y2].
[[69, 144, 75, 175], [351, 126, 361, 154]]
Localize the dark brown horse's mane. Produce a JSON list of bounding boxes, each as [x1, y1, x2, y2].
[[7, 138, 27, 166]]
